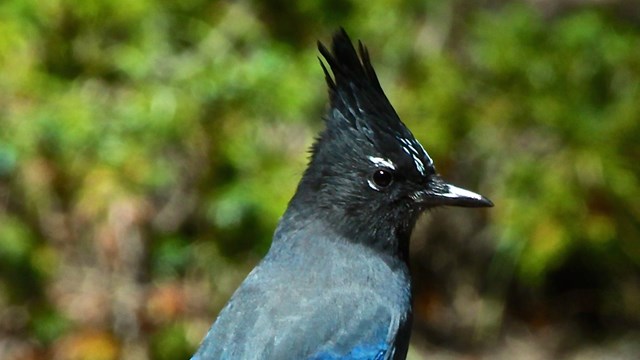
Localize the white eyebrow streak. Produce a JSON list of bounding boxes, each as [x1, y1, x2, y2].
[[367, 156, 396, 170]]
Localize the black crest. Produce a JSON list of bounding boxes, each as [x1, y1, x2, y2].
[[317, 28, 406, 137], [315, 29, 434, 179]]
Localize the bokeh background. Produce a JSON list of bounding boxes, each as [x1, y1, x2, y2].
[[1, 0, 640, 359]]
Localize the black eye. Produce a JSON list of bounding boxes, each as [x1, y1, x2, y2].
[[372, 169, 394, 188]]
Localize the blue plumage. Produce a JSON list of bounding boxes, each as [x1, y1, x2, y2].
[[193, 219, 412, 359], [192, 28, 492, 360]]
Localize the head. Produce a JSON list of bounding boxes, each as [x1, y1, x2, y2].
[[289, 29, 492, 254]]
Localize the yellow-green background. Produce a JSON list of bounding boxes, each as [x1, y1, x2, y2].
[[1, 0, 639, 359]]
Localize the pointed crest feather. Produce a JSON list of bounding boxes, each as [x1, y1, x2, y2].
[[312, 29, 434, 180], [317, 28, 401, 130]]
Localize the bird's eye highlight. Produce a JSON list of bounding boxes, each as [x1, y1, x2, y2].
[[371, 169, 394, 189]]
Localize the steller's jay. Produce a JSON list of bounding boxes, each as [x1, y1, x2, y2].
[[192, 28, 493, 360]]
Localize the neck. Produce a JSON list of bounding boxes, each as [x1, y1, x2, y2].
[[270, 211, 411, 276], [274, 192, 413, 264]]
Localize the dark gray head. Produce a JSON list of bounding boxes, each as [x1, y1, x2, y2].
[[287, 29, 492, 257]]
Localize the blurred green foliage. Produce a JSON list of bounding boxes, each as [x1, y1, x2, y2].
[[473, 6, 640, 282], [1, 0, 639, 359]]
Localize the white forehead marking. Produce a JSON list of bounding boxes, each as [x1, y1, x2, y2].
[[443, 184, 483, 200], [416, 142, 434, 166], [411, 154, 426, 176], [367, 156, 396, 170], [396, 136, 433, 176]]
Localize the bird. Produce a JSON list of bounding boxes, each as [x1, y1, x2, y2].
[[192, 28, 493, 360]]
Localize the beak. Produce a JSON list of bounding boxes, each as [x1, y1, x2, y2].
[[412, 178, 493, 208]]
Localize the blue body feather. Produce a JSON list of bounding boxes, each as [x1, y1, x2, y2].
[[191, 28, 491, 360]]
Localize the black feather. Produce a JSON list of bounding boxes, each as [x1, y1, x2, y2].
[[191, 28, 492, 360], [317, 28, 401, 131]]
